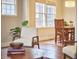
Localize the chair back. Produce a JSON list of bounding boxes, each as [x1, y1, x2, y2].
[[55, 19, 65, 41], [55, 19, 64, 32]]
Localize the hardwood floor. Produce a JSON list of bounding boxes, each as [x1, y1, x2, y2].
[[1, 40, 64, 59]]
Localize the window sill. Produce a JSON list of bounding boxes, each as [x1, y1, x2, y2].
[[1, 15, 17, 17]]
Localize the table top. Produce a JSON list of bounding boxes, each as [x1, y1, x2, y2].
[[64, 26, 75, 28]]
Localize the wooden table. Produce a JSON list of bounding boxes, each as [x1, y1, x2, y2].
[[7, 48, 44, 59], [64, 26, 75, 41]]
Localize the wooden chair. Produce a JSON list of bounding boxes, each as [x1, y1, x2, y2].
[[55, 19, 65, 44], [32, 36, 40, 48]]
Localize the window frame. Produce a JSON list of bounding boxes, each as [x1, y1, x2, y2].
[[35, 2, 56, 28], [35, 2, 46, 28], [1, 0, 17, 16], [46, 5, 56, 27]]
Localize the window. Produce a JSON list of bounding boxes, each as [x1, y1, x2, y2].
[[1, 0, 16, 15], [35, 2, 56, 28], [47, 5, 56, 27], [35, 3, 45, 28]]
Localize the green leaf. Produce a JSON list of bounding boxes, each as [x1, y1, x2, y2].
[[22, 20, 28, 26]]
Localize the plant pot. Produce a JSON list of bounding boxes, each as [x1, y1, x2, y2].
[[10, 42, 23, 49]]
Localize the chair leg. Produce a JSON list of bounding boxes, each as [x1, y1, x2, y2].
[[32, 43, 34, 48], [32, 43, 40, 49], [41, 57, 43, 59], [55, 35, 57, 44], [64, 54, 66, 59], [60, 35, 62, 43], [38, 43, 40, 49]]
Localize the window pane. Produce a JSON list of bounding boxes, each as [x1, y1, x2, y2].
[[47, 15, 53, 27], [7, 0, 15, 4], [1, 0, 16, 15], [2, 4, 6, 9], [35, 2, 56, 28], [35, 3, 45, 13], [36, 14, 45, 28], [6, 4, 10, 10], [2, 4, 7, 15], [2, 0, 7, 3], [2, 0, 15, 4], [11, 9, 15, 15], [6, 4, 11, 15], [47, 14, 56, 27], [47, 5, 56, 14], [47, 5, 53, 14], [10, 5, 16, 15], [2, 8, 6, 15], [52, 15, 56, 27], [47, 5, 56, 27], [52, 6, 56, 14], [6, 9, 11, 15], [47, 14, 53, 20], [11, 5, 15, 10]]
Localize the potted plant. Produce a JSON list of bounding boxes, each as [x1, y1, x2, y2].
[[69, 21, 73, 27], [64, 21, 69, 26], [10, 27, 21, 41], [22, 20, 28, 27], [10, 20, 28, 41]]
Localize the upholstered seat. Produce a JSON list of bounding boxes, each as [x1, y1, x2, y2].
[[62, 41, 77, 59], [63, 45, 76, 58]]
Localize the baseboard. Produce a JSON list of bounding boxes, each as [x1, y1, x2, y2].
[[39, 38, 54, 42], [1, 42, 11, 48]]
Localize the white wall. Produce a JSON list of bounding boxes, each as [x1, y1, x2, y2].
[[63, 0, 76, 26], [63, 0, 76, 40], [1, 0, 22, 43]]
